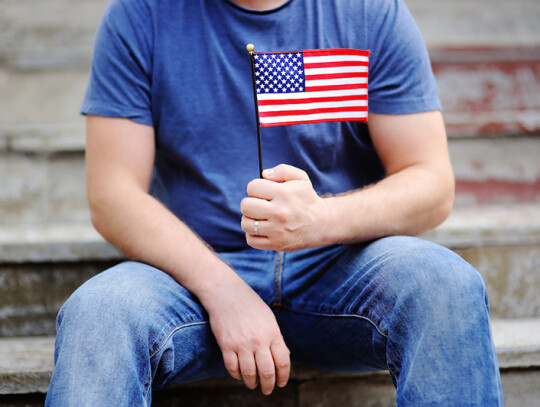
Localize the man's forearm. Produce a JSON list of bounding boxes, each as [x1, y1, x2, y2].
[[317, 163, 454, 246], [89, 182, 238, 304]]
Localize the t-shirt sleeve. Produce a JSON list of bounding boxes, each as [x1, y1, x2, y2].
[[81, 0, 154, 126], [367, 0, 441, 114]]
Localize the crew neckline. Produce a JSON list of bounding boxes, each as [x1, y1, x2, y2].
[[222, 0, 293, 14]]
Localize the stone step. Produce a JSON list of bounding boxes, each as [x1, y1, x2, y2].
[[0, 203, 538, 338], [0, 318, 538, 406]]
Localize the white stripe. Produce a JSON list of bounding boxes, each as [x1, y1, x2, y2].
[[257, 88, 368, 101], [260, 111, 368, 125], [304, 55, 369, 64], [305, 66, 368, 75], [259, 100, 368, 112], [305, 77, 368, 87]]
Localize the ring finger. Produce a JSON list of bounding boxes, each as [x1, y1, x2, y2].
[[241, 217, 267, 237]]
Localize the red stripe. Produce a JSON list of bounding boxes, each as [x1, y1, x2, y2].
[[304, 61, 368, 69], [259, 106, 368, 118], [305, 72, 368, 80], [261, 116, 368, 127], [306, 83, 368, 92], [303, 49, 370, 58], [258, 94, 367, 106]]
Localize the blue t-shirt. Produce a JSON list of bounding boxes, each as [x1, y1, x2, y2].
[[82, 0, 441, 251]]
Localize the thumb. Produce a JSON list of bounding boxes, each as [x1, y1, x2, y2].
[[262, 164, 310, 182]]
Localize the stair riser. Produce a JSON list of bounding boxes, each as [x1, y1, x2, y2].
[[0, 262, 112, 337], [432, 50, 540, 137], [0, 152, 88, 225], [450, 137, 540, 205], [456, 245, 540, 318]]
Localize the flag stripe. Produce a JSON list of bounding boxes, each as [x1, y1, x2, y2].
[[303, 49, 369, 58], [260, 111, 368, 126], [259, 100, 368, 112], [305, 77, 367, 87], [305, 72, 368, 80], [258, 94, 367, 106], [306, 83, 368, 92], [304, 61, 369, 70], [303, 55, 369, 64]]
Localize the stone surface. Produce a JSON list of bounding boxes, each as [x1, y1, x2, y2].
[[0, 152, 88, 225], [406, 0, 540, 48], [0, 70, 88, 128], [434, 53, 540, 137], [492, 319, 540, 369], [500, 369, 540, 407], [0, 262, 111, 337], [458, 246, 540, 318], [449, 137, 540, 204], [422, 203, 540, 248]]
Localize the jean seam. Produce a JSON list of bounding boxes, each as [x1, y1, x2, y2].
[[272, 251, 284, 307], [144, 321, 209, 401]]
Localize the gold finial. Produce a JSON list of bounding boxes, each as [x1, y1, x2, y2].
[[246, 44, 255, 55]]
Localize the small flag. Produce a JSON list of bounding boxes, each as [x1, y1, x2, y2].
[[252, 48, 369, 127]]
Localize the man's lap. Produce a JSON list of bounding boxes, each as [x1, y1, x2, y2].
[[56, 236, 488, 387]]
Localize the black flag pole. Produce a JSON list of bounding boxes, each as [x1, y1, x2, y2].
[[246, 44, 264, 179]]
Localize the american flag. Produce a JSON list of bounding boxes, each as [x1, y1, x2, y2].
[[253, 48, 369, 127]]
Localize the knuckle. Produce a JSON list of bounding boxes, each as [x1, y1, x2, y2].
[[260, 369, 275, 380], [242, 370, 257, 378], [276, 358, 290, 369], [273, 207, 288, 223], [226, 363, 239, 373]]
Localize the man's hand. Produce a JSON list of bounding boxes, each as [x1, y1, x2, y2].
[[203, 274, 290, 395], [240, 164, 326, 251]]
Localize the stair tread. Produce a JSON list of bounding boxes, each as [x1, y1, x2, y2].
[[0, 317, 538, 394]]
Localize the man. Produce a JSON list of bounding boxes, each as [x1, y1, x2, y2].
[[46, 0, 503, 405]]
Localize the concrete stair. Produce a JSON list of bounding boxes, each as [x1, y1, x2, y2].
[[0, 0, 539, 405]]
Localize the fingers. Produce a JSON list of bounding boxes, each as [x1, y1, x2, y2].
[[238, 351, 258, 390], [240, 196, 271, 221], [241, 216, 269, 237], [221, 339, 290, 395], [271, 340, 291, 388], [223, 346, 289, 395], [262, 164, 310, 183], [255, 349, 277, 395], [246, 178, 278, 200], [246, 164, 310, 199], [222, 349, 242, 381]]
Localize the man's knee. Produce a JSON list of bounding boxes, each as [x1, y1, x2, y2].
[[373, 237, 488, 320]]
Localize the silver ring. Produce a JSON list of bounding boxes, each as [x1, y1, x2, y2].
[[253, 220, 260, 236]]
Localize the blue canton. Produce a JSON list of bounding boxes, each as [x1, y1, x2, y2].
[[254, 52, 305, 94]]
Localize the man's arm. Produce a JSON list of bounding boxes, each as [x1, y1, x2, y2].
[[240, 110, 454, 250], [86, 115, 290, 395]]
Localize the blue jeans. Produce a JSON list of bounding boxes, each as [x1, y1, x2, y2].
[[46, 236, 503, 406]]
